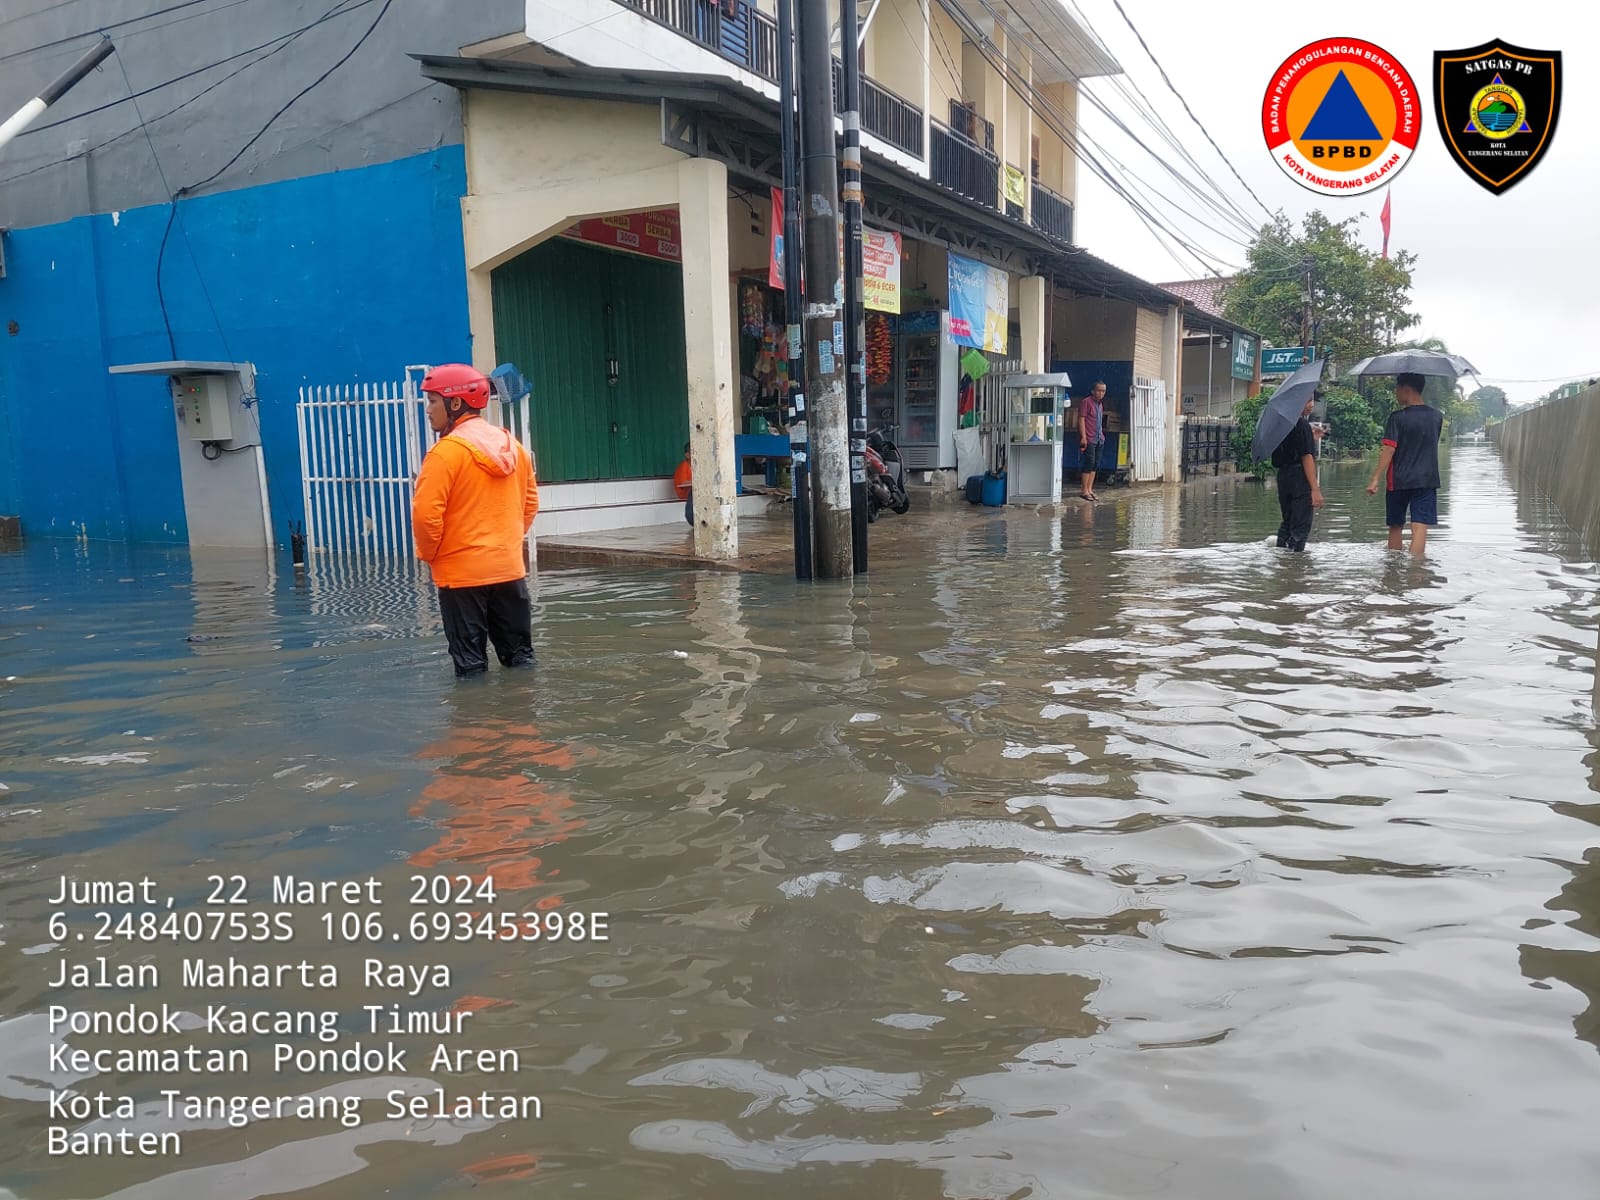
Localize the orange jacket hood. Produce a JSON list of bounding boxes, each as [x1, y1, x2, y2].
[[447, 416, 520, 477]]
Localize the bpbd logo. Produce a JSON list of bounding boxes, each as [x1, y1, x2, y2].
[[1262, 38, 1420, 196]]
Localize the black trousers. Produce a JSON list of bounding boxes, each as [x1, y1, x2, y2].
[[437, 579, 534, 676], [1275, 470, 1313, 552]]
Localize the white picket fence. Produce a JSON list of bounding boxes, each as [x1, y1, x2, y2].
[[296, 368, 532, 560]]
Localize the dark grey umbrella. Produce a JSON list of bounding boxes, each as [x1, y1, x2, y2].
[[1250, 356, 1327, 463], [1345, 350, 1479, 378]]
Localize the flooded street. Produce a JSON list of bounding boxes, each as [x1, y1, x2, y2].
[[3, 444, 1598, 1199]]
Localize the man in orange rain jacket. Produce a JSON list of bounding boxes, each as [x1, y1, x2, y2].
[[412, 364, 539, 676]]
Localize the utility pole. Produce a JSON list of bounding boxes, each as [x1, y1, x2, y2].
[[0, 36, 113, 155], [840, 0, 868, 574], [776, 0, 812, 580], [797, 0, 851, 578], [1300, 257, 1312, 353]]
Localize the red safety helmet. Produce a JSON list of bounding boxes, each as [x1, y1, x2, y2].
[[421, 363, 491, 410]]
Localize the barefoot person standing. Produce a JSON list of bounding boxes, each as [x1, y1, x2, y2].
[[1366, 371, 1443, 557]]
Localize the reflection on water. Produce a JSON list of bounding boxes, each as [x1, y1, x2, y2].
[[1, 446, 1597, 1200]]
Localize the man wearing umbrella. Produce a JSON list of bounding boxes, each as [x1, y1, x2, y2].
[[1250, 357, 1326, 552], [1272, 388, 1326, 551], [1366, 371, 1444, 557], [1346, 350, 1472, 558]]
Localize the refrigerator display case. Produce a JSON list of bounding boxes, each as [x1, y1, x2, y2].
[[894, 310, 959, 470]]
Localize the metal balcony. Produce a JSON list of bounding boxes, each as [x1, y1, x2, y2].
[[1029, 179, 1074, 244], [930, 120, 999, 210], [615, 0, 924, 158]]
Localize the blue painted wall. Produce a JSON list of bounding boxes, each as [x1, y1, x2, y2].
[[0, 147, 471, 543]]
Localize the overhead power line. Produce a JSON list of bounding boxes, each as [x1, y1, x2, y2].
[[1103, 0, 1276, 222]]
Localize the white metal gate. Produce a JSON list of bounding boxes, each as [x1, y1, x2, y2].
[[1131, 375, 1168, 483], [296, 368, 533, 560]]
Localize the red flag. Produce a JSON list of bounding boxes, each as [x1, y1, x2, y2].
[[1380, 190, 1392, 260]]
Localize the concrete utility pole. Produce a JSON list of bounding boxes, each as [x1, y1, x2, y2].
[[0, 36, 114, 155], [840, 0, 868, 574], [777, 0, 813, 579], [797, 0, 852, 578]]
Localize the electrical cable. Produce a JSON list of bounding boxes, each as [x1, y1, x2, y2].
[[0, 0, 220, 63], [180, 0, 394, 195], [1103, 0, 1275, 221], [942, 10, 1236, 276], [0, 0, 377, 187], [20, 0, 376, 138]]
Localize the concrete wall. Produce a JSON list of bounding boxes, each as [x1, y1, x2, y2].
[[0, 149, 472, 542], [1054, 295, 1135, 361], [0, 0, 523, 228], [1493, 385, 1600, 557]]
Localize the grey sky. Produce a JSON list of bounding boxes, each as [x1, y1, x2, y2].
[[1068, 0, 1593, 404]]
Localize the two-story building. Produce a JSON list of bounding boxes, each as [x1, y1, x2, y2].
[[0, 0, 1193, 562]]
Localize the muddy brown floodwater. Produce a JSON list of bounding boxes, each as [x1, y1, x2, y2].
[[2, 444, 1597, 1199]]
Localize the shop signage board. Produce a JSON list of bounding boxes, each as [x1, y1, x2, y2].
[[947, 252, 1008, 354], [563, 209, 681, 263], [862, 229, 902, 313], [1231, 332, 1258, 380], [769, 187, 900, 313], [1262, 346, 1309, 374]]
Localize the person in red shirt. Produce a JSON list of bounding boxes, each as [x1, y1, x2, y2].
[[411, 364, 539, 676], [673, 442, 693, 527], [1077, 380, 1106, 501]]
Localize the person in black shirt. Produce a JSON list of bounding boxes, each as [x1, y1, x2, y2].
[[1271, 389, 1325, 551], [1366, 372, 1444, 556]]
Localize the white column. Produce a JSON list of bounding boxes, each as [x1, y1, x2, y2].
[[677, 157, 738, 560], [1019, 275, 1047, 374]]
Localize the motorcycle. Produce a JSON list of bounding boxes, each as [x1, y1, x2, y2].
[[864, 427, 910, 522]]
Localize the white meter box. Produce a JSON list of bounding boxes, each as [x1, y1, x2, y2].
[[172, 374, 233, 442]]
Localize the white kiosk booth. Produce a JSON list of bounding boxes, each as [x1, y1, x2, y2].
[[1005, 373, 1072, 505]]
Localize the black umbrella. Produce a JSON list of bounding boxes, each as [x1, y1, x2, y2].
[[1344, 350, 1479, 379], [1250, 356, 1327, 464]]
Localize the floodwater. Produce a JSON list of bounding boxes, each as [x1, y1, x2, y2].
[[2, 444, 1597, 1200]]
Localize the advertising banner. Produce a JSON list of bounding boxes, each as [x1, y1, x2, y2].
[[947, 252, 1008, 353], [771, 187, 900, 313], [563, 209, 681, 263]]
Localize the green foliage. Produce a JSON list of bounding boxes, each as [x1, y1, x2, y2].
[[1230, 392, 1270, 478], [1323, 386, 1380, 457], [1222, 210, 1419, 372], [1468, 385, 1506, 425]]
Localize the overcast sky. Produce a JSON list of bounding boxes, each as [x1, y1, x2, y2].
[[1065, 0, 1593, 405]]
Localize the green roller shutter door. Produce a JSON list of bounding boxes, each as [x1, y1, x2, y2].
[[491, 238, 689, 483]]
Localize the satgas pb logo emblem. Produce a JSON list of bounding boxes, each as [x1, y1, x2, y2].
[[1262, 38, 1420, 196], [1434, 40, 1562, 194]]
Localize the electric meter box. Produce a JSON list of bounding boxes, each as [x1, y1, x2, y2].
[[171, 374, 233, 442]]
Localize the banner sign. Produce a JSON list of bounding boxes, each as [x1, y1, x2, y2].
[[1231, 332, 1258, 380], [769, 187, 785, 289], [1003, 164, 1027, 208], [1262, 345, 1309, 374], [771, 187, 900, 313], [947, 252, 1008, 353], [563, 209, 680, 262], [862, 228, 901, 313]]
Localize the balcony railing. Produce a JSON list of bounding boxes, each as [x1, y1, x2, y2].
[[830, 59, 924, 158], [1030, 179, 1074, 244], [615, 0, 923, 159], [930, 120, 999, 210]]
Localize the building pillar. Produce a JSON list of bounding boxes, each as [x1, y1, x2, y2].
[[1019, 275, 1047, 374], [677, 157, 738, 560], [466, 267, 496, 374]]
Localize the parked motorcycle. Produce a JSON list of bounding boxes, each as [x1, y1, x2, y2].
[[864, 427, 910, 522]]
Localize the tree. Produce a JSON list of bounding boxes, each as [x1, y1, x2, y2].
[[1468, 385, 1506, 426], [1323, 386, 1380, 457], [1222, 210, 1419, 372]]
